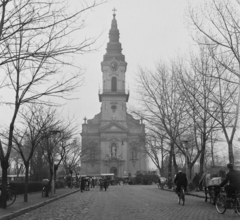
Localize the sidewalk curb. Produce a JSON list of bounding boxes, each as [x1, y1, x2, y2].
[[0, 189, 80, 220]]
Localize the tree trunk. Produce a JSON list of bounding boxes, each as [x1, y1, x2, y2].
[[161, 146, 164, 175], [228, 141, 234, 164], [167, 143, 174, 185], [188, 162, 193, 180], [172, 153, 178, 175], [54, 165, 58, 193], [211, 133, 215, 167], [0, 160, 9, 209], [168, 151, 172, 180], [157, 165, 161, 177], [24, 163, 29, 202], [199, 143, 206, 174]]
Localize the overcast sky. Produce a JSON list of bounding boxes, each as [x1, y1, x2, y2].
[[0, 0, 199, 134], [71, 0, 199, 130]]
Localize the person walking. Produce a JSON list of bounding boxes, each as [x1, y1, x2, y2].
[[80, 177, 85, 192], [103, 177, 108, 191]]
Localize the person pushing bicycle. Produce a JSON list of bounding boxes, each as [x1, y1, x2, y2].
[[174, 170, 188, 193], [219, 163, 240, 200]]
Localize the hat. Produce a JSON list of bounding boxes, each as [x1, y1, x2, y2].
[[227, 163, 233, 169]]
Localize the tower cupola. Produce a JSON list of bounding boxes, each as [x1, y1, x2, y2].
[[103, 10, 125, 62]]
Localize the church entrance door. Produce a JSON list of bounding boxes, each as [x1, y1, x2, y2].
[[110, 167, 118, 176]]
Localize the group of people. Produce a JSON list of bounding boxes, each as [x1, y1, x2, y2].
[[80, 177, 109, 192], [173, 163, 240, 199]]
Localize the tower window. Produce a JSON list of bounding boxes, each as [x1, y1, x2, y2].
[[111, 77, 117, 92]]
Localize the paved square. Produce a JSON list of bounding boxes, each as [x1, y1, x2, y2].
[[13, 185, 239, 220]]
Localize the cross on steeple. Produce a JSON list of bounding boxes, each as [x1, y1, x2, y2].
[[112, 8, 117, 17]]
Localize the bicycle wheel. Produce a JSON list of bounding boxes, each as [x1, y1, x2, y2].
[[6, 189, 16, 207], [215, 194, 226, 214], [236, 196, 240, 216]]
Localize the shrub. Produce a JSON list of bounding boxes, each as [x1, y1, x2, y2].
[[10, 181, 43, 195], [55, 180, 65, 189]]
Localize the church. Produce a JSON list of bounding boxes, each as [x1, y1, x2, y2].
[[81, 11, 148, 178]]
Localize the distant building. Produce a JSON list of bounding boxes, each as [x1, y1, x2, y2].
[[81, 11, 148, 177]]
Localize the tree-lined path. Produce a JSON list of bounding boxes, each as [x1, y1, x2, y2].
[[13, 185, 238, 220]]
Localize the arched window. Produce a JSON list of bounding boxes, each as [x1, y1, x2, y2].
[[111, 77, 117, 92]]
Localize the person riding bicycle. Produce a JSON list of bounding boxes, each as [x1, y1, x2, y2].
[[219, 163, 240, 199], [174, 170, 188, 193]]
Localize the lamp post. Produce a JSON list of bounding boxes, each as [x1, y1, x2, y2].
[[182, 140, 189, 180], [49, 130, 61, 195]]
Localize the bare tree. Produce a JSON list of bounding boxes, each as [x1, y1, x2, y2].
[[133, 62, 198, 180], [176, 47, 223, 174], [12, 104, 58, 202], [188, 0, 240, 164], [62, 138, 82, 188], [40, 116, 80, 194], [144, 133, 164, 176], [8, 149, 24, 176], [0, 0, 106, 208]]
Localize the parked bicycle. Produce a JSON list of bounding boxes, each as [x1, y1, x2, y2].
[[0, 182, 16, 207], [177, 185, 185, 206], [215, 188, 240, 216], [42, 179, 51, 197]]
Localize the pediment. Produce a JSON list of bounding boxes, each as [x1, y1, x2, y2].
[[99, 122, 128, 133]]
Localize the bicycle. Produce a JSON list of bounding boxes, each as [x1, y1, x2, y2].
[[177, 185, 185, 206], [0, 182, 16, 207], [41, 179, 52, 197], [42, 184, 52, 197], [215, 188, 240, 216]]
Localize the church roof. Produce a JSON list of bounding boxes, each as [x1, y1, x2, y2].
[[99, 121, 129, 133], [103, 10, 125, 62]]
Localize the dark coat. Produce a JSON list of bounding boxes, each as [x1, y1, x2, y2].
[[219, 169, 240, 188], [174, 172, 188, 185]]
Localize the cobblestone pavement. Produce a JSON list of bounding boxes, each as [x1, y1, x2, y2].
[[13, 185, 239, 220]]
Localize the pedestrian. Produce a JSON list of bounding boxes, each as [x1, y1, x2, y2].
[[99, 178, 103, 191], [91, 177, 95, 188], [80, 177, 85, 192], [199, 171, 211, 202], [103, 177, 108, 191], [87, 178, 91, 190]]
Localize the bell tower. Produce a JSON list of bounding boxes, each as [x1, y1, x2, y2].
[[99, 10, 129, 123], [81, 10, 147, 178]]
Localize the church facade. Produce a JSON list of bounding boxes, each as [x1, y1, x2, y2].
[[81, 12, 148, 178]]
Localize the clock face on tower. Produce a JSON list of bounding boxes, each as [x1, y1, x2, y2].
[[109, 61, 119, 72]]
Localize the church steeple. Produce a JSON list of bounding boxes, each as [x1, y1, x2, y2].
[[103, 9, 125, 62], [99, 9, 129, 103]]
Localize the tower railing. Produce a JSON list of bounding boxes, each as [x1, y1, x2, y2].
[[98, 88, 129, 95]]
